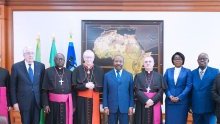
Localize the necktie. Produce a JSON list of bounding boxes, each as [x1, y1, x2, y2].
[[116, 70, 120, 81], [28, 64, 34, 83], [200, 70, 204, 80]]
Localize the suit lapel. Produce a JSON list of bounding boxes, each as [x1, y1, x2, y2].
[[110, 70, 118, 82], [170, 68, 175, 85], [201, 67, 209, 80], [120, 70, 127, 85], [200, 67, 210, 88], [22, 61, 32, 83], [176, 67, 184, 86], [33, 62, 38, 84]]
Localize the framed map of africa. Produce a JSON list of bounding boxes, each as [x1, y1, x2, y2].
[[82, 20, 164, 75]]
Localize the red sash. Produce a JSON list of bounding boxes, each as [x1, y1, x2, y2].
[[78, 90, 100, 124], [144, 92, 161, 124], [49, 93, 73, 124], [0, 87, 8, 118]]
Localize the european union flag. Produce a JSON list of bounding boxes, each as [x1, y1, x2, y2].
[[66, 41, 77, 71]]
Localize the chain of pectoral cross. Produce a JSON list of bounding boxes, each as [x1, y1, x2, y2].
[[54, 67, 65, 85], [145, 73, 154, 93], [84, 66, 94, 83]]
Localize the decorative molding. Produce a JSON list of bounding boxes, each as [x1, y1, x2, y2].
[[3, 0, 220, 11]]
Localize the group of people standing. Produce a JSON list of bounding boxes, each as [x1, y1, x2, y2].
[[0, 46, 220, 124], [165, 52, 220, 124]]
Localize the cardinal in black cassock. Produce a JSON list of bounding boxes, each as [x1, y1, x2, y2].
[[42, 53, 74, 124], [72, 50, 103, 124]]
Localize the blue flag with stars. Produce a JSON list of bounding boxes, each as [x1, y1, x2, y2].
[[66, 34, 77, 71]]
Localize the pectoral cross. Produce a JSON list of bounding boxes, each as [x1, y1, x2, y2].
[[59, 78, 64, 85], [147, 87, 151, 93]]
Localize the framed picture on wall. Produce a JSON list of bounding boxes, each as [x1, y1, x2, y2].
[[82, 20, 164, 75]]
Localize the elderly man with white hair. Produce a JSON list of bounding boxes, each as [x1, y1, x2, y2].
[[10, 46, 45, 124], [72, 50, 104, 124]]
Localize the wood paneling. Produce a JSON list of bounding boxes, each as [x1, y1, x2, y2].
[[3, 0, 220, 11], [0, 5, 5, 68]]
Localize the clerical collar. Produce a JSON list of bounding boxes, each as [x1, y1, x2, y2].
[[83, 64, 94, 70], [145, 70, 153, 76], [55, 66, 64, 70], [55, 66, 64, 73]]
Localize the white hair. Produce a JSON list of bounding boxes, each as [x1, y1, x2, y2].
[[23, 46, 34, 54], [83, 50, 95, 58]]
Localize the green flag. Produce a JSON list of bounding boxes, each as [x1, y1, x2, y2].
[[34, 35, 45, 124], [35, 36, 41, 62], [49, 37, 57, 67]]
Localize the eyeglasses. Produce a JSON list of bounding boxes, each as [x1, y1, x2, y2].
[[198, 58, 208, 61], [24, 52, 34, 55], [56, 58, 65, 61], [173, 58, 183, 61]]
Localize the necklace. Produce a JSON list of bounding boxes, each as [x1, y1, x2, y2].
[[145, 72, 154, 93], [54, 67, 64, 85], [83, 66, 94, 82]]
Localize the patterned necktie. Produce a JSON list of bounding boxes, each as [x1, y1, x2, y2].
[[116, 70, 120, 81], [28, 64, 34, 83], [200, 70, 204, 80]]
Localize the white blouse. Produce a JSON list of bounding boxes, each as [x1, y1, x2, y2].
[[174, 67, 182, 85]]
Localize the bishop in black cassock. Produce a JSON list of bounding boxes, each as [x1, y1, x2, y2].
[[134, 56, 166, 124], [42, 53, 74, 124]]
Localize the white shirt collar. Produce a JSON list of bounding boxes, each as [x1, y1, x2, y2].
[[25, 61, 34, 72], [199, 67, 207, 73], [114, 69, 123, 76]]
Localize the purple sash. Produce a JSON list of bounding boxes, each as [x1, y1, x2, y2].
[[0, 87, 8, 118], [144, 92, 161, 124], [49, 93, 73, 124]]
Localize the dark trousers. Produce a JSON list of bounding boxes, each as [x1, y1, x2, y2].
[[20, 93, 40, 124], [193, 112, 216, 124], [109, 109, 128, 124], [217, 114, 220, 124]]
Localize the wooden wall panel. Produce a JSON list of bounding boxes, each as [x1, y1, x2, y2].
[[0, 5, 5, 68]]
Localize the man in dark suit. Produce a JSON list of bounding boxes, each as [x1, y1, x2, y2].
[[212, 74, 220, 124], [10, 46, 45, 124], [103, 55, 134, 124], [191, 53, 219, 124]]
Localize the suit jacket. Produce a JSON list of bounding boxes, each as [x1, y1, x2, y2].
[[10, 60, 45, 111], [211, 74, 220, 118], [103, 69, 134, 113], [164, 67, 192, 104], [191, 66, 219, 114]]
